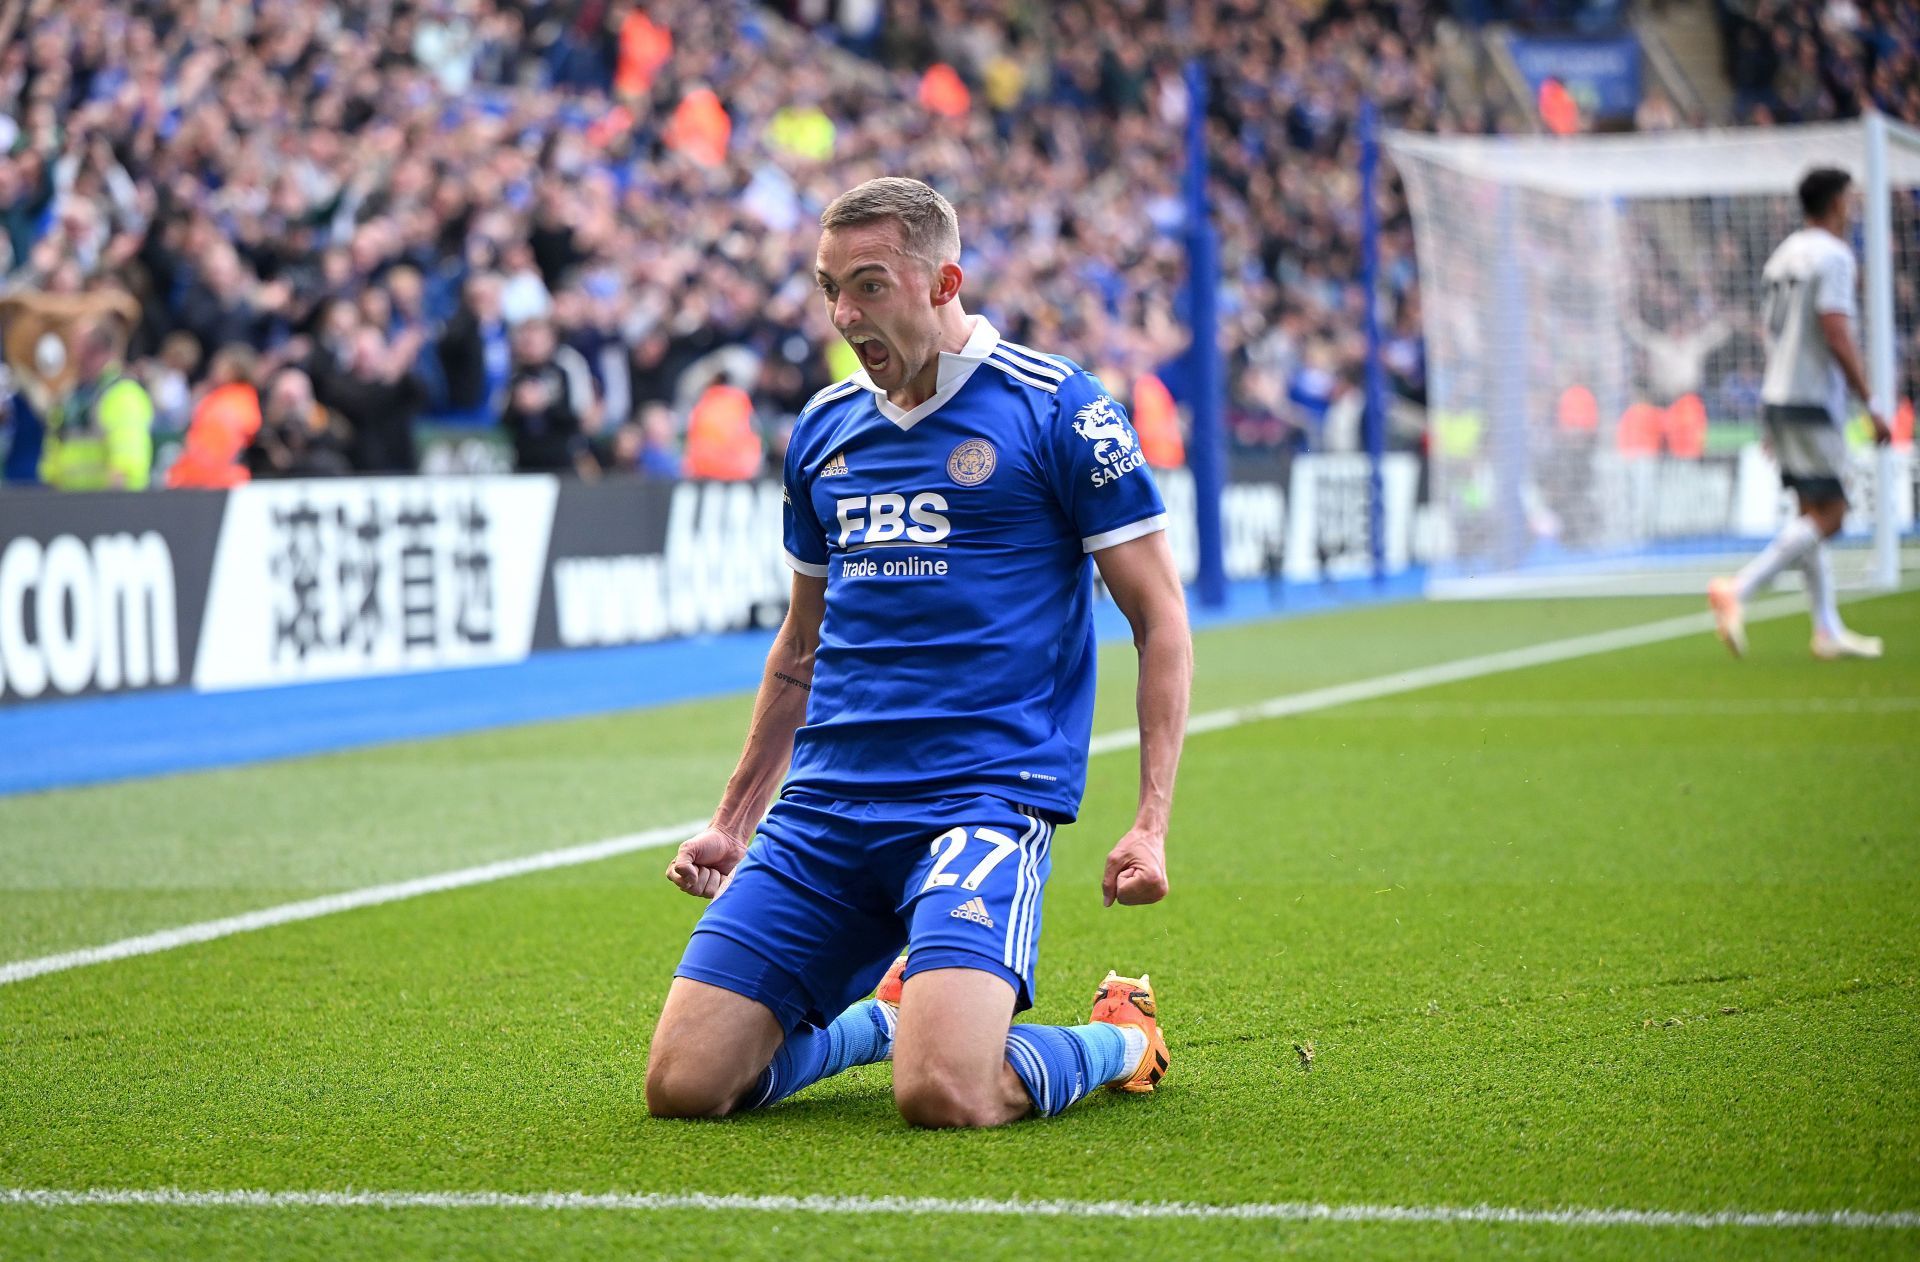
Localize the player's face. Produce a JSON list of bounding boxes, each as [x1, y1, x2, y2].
[[815, 222, 943, 395]]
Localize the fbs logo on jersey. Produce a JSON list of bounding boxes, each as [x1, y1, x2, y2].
[[949, 896, 995, 928], [820, 451, 851, 478], [1073, 396, 1146, 488], [834, 492, 952, 547]]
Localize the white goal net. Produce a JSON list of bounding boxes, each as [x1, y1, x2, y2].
[[1389, 117, 1920, 597]]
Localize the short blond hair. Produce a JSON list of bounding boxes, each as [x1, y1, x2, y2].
[[820, 177, 961, 270]]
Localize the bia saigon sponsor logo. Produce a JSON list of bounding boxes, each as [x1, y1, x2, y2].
[[1072, 396, 1145, 488]]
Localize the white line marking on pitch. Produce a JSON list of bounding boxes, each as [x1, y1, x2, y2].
[[1087, 595, 1810, 754], [0, 821, 707, 986], [0, 592, 1847, 988], [0, 1187, 1914, 1231], [1314, 696, 1920, 720]]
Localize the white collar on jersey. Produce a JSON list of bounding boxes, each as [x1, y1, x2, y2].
[[847, 315, 999, 430]]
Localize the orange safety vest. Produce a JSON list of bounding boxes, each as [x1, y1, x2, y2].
[[166, 382, 260, 489], [682, 383, 763, 481], [614, 12, 672, 99], [919, 63, 971, 118], [1131, 372, 1185, 469], [1615, 402, 1663, 457], [1556, 384, 1598, 433], [1539, 78, 1580, 136], [1663, 393, 1708, 458], [665, 88, 731, 168]]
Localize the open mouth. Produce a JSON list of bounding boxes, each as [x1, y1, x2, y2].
[[850, 334, 892, 375]]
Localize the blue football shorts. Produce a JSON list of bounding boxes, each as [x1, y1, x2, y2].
[[674, 789, 1059, 1031]]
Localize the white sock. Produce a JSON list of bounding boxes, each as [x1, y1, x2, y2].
[[1801, 543, 1843, 638], [1114, 1025, 1150, 1079], [1734, 516, 1820, 600]]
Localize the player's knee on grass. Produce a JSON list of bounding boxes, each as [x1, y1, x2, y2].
[[644, 1042, 765, 1118], [893, 1060, 1027, 1129], [892, 1024, 1032, 1128], [645, 978, 784, 1118], [890, 965, 1028, 1128]]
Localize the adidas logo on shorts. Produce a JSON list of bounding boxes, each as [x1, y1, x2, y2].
[[949, 896, 994, 928]]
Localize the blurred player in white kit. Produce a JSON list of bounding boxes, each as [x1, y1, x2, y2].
[[1710, 167, 1892, 659]]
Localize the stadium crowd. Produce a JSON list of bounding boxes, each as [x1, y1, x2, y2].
[[0, 0, 1906, 490], [0, 0, 1458, 488], [1718, 0, 1920, 126]]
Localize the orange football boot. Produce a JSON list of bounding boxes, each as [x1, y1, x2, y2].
[[1707, 577, 1747, 658], [875, 953, 908, 1007], [1090, 971, 1169, 1093]]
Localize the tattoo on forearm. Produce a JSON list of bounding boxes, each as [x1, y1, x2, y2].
[[774, 670, 812, 692]]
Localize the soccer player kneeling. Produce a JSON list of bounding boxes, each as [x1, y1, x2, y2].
[[646, 178, 1190, 1127]]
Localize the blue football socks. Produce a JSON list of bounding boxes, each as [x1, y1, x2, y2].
[[739, 1001, 1143, 1119], [1004, 1022, 1141, 1117], [744, 999, 897, 1109]]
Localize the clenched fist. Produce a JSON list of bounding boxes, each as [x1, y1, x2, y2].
[[1102, 828, 1169, 907], [665, 826, 749, 899]]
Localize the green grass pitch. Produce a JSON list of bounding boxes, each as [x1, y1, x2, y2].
[[2, 592, 1917, 1259]]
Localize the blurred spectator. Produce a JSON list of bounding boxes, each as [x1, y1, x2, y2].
[[1, 394, 44, 485], [1130, 371, 1185, 469], [682, 376, 764, 481], [1624, 309, 1733, 404], [382, 265, 451, 408], [438, 274, 511, 418], [1, 152, 55, 272], [166, 344, 261, 489], [612, 4, 675, 102], [1634, 87, 1683, 132], [178, 247, 288, 354], [313, 324, 430, 474], [142, 331, 202, 433], [621, 402, 685, 478], [919, 64, 971, 117], [1539, 78, 1582, 134], [499, 241, 553, 327], [248, 367, 354, 479], [663, 84, 732, 168], [500, 317, 591, 474], [555, 287, 626, 431], [41, 320, 153, 491]]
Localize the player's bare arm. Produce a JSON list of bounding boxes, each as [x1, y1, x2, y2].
[[665, 572, 827, 898], [1816, 311, 1891, 444], [1093, 530, 1192, 908]]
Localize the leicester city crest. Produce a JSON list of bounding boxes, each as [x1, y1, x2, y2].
[[947, 438, 996, 486]]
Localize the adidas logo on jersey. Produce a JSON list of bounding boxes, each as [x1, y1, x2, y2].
[[949, 896, 994, 928], [820, 451, 851, 478]]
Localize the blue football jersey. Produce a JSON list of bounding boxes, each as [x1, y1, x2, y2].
[[781, 317, 1167, 820]]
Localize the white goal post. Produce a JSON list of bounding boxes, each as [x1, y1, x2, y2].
[[1388, 116, 1920, 596]]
